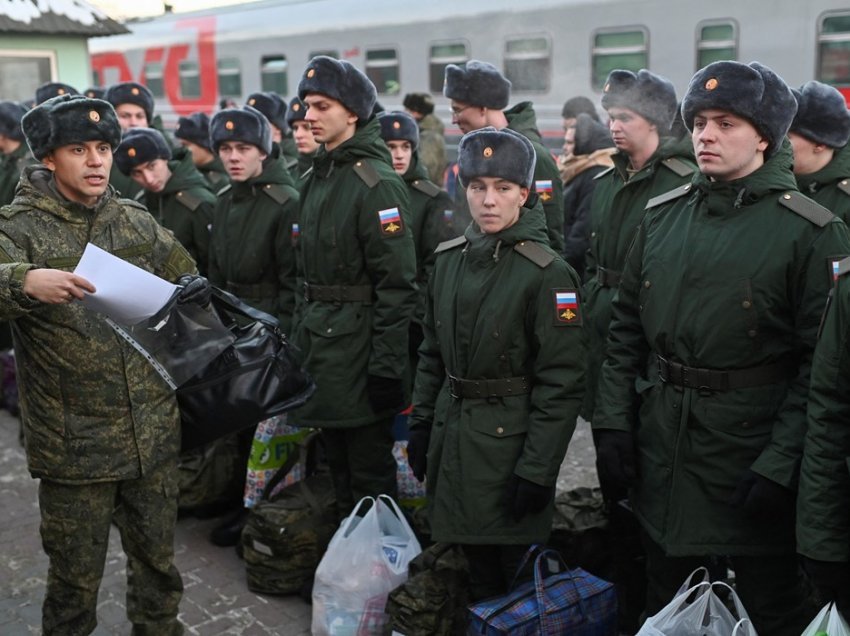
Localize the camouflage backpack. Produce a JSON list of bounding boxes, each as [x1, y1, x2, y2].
[[241, 431, 338, 595], [547, 486, 612, 578], [177, 433, 245, 513]]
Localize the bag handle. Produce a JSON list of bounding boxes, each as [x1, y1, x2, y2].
[[338, 496, 376, 538], [259, 429, 321, 502], [209, 286, 282, 330], [709, 581, 750, 623], [506, 544, 547, 592], [677, 566, 710, 596], [376, 493, 418, 542], [531, 549, 585, 630], [732, 618, 753, 636]]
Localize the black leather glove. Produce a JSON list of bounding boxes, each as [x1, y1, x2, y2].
[[802, 556, 850, 615], [594, 429, 637, 501], [176, 274, 212, 307], [729, 470, 795, 523], [366, 374, 405, 414], [507, 474, 554, 522], [406, 428, 430, 483]]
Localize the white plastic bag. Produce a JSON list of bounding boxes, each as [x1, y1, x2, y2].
[[801, 603, 850, 636], [312, 494, 422, 636], [637, 567, 758, 636]]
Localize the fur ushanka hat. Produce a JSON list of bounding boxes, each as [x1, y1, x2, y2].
[[286, 96, 307, 126], [443, 60, 511, 110], [378, 111, 419, 149], [22, 95, 121, 160], [245, 92, 288, 130], [789, 80, 850, 149], [0, 101, 28, 142], [457, 127, 536, 188], [35, 82, 79, 105], [403, 92, 435, 116], [104, 82, 155, 123], [114, 128, 172, 175], [298, 56, 377, 123], [210, 106, 272, 154], [175, 112, 212, 150], [601, 69, 678, 132]]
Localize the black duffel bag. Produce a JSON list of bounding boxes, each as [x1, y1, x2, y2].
[[177, 287, 315, 450]]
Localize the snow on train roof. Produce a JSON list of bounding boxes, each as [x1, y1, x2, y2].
[[0, 0, 127, 37]]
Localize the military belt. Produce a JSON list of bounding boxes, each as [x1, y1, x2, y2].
[[225, 281, 278, 298], [656, 354, 797, 391], [447, 373, 530, 399], [597, 266, 622, 288], [303, 282, 373, 303]]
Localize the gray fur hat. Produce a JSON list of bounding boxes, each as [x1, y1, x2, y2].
[[286, 96, 307, 126], [561, 96, 599, 121], [443, 60, 511, 110], [0, 101, 28, 142], [403, 92, 435, 116], [114, 128, 172, 175], [298, 56, 377, 122], [104, 82, 155, 123], [210, 105, 272, 154], [22, 94, 121, 160], [246, 92, 287, 130], [573, 113, 615, 156], [681, 61, 797, 160], [84, 86, 106, 100], [378, 111, 419, 149], [175, 112, 212, 150], [601, 69, 678, 131], [457, 127, 536, 188], [35, 82, 79, 105], [790, 80, 850, 149]]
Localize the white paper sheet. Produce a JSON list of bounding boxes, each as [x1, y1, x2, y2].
[[73, 243, 177, 325]]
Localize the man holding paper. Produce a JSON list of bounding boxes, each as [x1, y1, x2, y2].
[[0, 93, 205, 635]]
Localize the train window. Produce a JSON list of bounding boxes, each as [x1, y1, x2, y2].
[[261, 55, 288, 95], [504, 36, 551, 92], [818, 13, 850, 86], [218, 58, 242, 98], [309, 50, 339, 60], [696, 21, 738, 69], [179, 60, 201, 99], [429, 41, 468, 93], [591, 29, 648, 89], [144, 62, 164, 98], [0, 51, 54, 102], [366, 48, 400, 95]]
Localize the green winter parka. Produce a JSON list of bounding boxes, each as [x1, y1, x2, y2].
[[795, 142, 850, 224], [593, 143, 850, 555], [198, 155, 229, 193], [582, 136, 696, 419], [410, 204, 586, 544], [0, 165, 196, 484], [292, 118, 417, 428]]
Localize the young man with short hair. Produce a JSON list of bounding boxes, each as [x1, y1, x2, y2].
[[402, 91, 447, 185], [174, 112, 229, 191], [245, 91, 299, 173], [286, 96, 319, 183], [104, 82, 157, 200]]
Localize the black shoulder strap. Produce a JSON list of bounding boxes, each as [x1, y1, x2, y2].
[[646, 183, 693, 209], [353, 160, 380, 188], [778, 191, 834, 227], [411, 179, 441, 198], [837, 178, 850, 197], [175, 190, 202, 212], [513, 240, 555, 268], [434, 235, 467, 253], [661, 157, 695, 177], [261, 183, 292, 206]]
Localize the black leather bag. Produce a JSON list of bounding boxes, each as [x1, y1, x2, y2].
[[177, 287, 315, 450]]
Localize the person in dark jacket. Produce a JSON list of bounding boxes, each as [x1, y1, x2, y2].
[[286, 96, 319, 183], [245, 91, 299, 174], [174, 112, 229, 192], [104, 82, 155, 200], [0, 101, 36, 207]]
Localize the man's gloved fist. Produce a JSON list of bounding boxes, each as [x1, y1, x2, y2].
[[406, 428, 430, 482], [366, 374, 405, 414], [801, 557, 850, 616], [729, 470, 794, 523], [594, 429, 637, 501], [176, 274, 212, 307], [507, 474, 554, 522]]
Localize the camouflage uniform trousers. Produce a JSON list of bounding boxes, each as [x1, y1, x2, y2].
[[38, 459, 183, 636]]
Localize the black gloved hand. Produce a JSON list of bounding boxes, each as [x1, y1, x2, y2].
[[801, 556, 850, 615], [507, 474, 554, 522], [366, 374, 405, 414], [729, 470, 794, 524], [175, 274, 212, 307], [406, 428, 430, 483], [594, 429, 637, 501]]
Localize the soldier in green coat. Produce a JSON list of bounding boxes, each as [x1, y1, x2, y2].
[[292, 56, 417, 517], [174, 112, 230, 193], [105, 82, 155, 201], [286, 96, 318, 183], [115, 128, 215, 275], [593, 61, 849, 635], [444, 60, 565, 252], [788, 80, 850, 223], [2, 94, 204, 635], [0, 101, 37, 207], [408, 127, 585, 600], [245, 92, 299, 175]]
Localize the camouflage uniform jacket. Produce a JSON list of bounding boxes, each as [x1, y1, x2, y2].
[[795, 142, 850, 225], [0, 142, 37, 207], [417, 113, 448, 186], [0, 165, 196, 484]]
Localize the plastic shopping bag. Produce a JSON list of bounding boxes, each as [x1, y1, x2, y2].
[[312, 494, 422, 636], [243, 415, 310, 507], [801, 603, 850, 636], [636, 567, 757, 636]]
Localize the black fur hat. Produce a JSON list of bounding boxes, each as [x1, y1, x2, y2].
[[298, 56, 377, 122], [286, 96, 307, 126], [84, 86, 106, 100], [681, 61, 797, 160], [378, 111, 419, 149], [561, 96, 599, 121], [790, 81, 850, 149], [573, 113, 615, 156], [104, 82, 155, 123], [210, 105, 272, 154], [403, 92, 435, 116], [246, 92, 287, 130], [443, 60, 511, 110], [35, 82, 79, 105], [175, 112, 212, 150], [457, 127, 536, 188], [601, 69, 677, 131], [114, 128, 172, 175], [22, 95, 121, 160], [0, 101, 28, 142]]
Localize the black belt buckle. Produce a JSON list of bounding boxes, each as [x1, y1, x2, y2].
[[657, 356, 669, 383], [303, 282, 311, 302], [448, 375, 460, 399]]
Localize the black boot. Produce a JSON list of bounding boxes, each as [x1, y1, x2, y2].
[[210, 507, 249, 547]]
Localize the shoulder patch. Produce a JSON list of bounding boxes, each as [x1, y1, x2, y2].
[[837, 178, 850, 197], [377, 206, 404, 237], [778, 191, 834, 227], [661, 157, 695, 177], [353, 160, 380, 188], [261, 183, 292, 206], [434, 235, 467, 253], [514, 240, 555, 268], [175, 190, 202, 212], [553, 288, 582, 326], [593, 166, 615, 180], [411, 179, 441, 198], [535, 179, 554, 202], [646, 183, 694, 209]]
